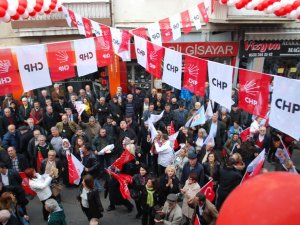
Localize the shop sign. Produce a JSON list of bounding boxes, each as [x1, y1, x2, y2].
[[240, 40, 300, 58]]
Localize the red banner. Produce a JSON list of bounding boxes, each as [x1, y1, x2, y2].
[[68, 9, 77, 27], [82, 17, 93, 37], [0, 48, 22, 96], [118, 30, 132, 53], [19, 172, 36, 196], [95, 36, 113, 68], [159, 18, 173, 42], [183, 55, 207, 96], [131, 27, 148, 40], [146, 42, 165, 78], [198, 2, 209, 23], [111, 149, 135, 171], [238, 69, 271, 118], [180, 10, 193, 34], [47, 41, 76, 82]]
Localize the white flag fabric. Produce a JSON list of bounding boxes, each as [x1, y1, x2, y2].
[[74, 13, 85, 35], [205, 100, 214, 121], [91, 20, 102, 36], [146, 110, 165, 125], [74, 101, 86, 116], [247, 149, 265, 173], [162, 48, 182, 90], [208, 61, 233, 111], [203, 134, 215, 146], [110, 28, 131, 61], [148, 121, 158, 143], [269, 76, 300, 140], [189, 6, 202, 30], [62, 6, 72, 27], [134, 36, 147, 68], [169, 131, 179, 148], [170, 13, 182, 41], [147, 22, 162, 46], [15, 45, 52, 92], [73, 38, 98, 77], [69, 153, 84, 185]]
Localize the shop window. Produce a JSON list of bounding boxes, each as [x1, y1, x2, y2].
[[263, 57, 300, 79]]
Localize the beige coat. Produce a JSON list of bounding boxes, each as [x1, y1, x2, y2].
[[181, 180, 201, 219], [162, 202, 183, 225]]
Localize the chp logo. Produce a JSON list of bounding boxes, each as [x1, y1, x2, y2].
[[241, 80, 260, 106], [0, 60, 11, 74], [186, 64, 199, 86], [55, 51, 70, 72], [149, 51, 158, 69]]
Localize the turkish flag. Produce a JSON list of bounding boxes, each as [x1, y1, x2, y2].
[[199, 179, 215, 202], [180, 10, 193, 34], [0, 48, 23, 96], [146, 42, 165, 78], [118, 30, 132, 53], [159, 18, 173, 42], [111, 149, 135, 171], [82, 17, 93, 37], [67, 153, 84, 185], [37, 151, 44, 173], [19, 172, 36, 196], [95, 35, 113, 68], [240, 127, 250, 142], [106, 169, 133, 200], [183, 55, 207, 96], [47, 41, 76, 82], [198, 3, 209, 23], [68, 9, 77, 27], [132, 27, 148, 40], [238, 69, 271, 118]]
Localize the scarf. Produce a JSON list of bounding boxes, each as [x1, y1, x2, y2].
[[146, 186, 155, 207]]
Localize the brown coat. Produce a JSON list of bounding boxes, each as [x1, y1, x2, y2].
[[56, 121, 79, 134], [191, 200, 218, 225]]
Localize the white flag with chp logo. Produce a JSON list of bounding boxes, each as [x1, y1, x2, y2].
[[134, 36, 147, 68], [62, 6, 72, 27], [15, 45, 52, 92], [162, 48, 182, 90], [189, 6, 202, 30], [208, 61, 233, 111], [91, 20, 102, 36], [147, 22, 162, 46], [110, 27, 131, 61], [269, 76, 300, 140], [74, 13, 85, 35], [169, 13, 181, 41], [73, 38, 98, 77]]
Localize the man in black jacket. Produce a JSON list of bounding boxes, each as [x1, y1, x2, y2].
[[7, 146, 29, 172], [94, 97, 109, 126], [43, 106, 59, 134]]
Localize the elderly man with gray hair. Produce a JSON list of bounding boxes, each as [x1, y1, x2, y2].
[[45, 198, 67, 225], [0, 209, 21, 225], [79, 116, 101, 141]]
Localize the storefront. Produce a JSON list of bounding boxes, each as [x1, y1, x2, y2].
[[239, 40, 300, 79]]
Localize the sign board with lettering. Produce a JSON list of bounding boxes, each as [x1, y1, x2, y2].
[[240, 40, 300, 58]]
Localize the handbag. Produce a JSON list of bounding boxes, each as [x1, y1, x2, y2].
[[51, 183, 63, 197]]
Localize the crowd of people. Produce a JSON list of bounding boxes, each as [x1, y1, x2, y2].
[[0, 83, 299, 225]]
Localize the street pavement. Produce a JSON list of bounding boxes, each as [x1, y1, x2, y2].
[[27, 186, 141, 225]]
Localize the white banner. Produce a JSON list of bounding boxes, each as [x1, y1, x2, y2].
[[189, 6, 202, 30], [134, 36, 147, 68], [147, 22, 162, 46], [162, 48, 182, 90], [74, 13, 85, 35], [73, 38, 98, 77], [269, 76, 300, 140], [91, 20, 102, 36], [208, 61, 233, 110], [170, 13, 182, 41], [62, 6, 72, 27], [110, 28, 131, 62], [15, 45, 52, 92]]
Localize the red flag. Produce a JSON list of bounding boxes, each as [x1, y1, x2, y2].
[[199, 179, 215, 202], [0, 48, 23, 96], [183, 55, 207, 96], [82, 17, 93, 37], [194, 215, 201, 225], [37, 151, 44, 173], [106, 169, 133, 200], [68, 154, 80, 184], [118, 30, 132, 53], [180, 10, 193, 34], [240, 127, 250, 142], [198, 3, 209, 23], [159, 18, 173, 42], [131, 27, 148, 40], [146, 42, 165, 78], [47, 41, 76, 82], [170, 121, 179, 150], [238, 69, 271, 118], [111, 149, 135, 171], [68, 9, 77, 27], [19, 172, 36, 196], [95, 28, 113, 67]]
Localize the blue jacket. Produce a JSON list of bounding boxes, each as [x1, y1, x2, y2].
[[181, 162, 205, 187], [2, 131, 21, 151]]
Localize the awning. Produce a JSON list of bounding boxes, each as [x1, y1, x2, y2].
[[245, 31, 300, 41]]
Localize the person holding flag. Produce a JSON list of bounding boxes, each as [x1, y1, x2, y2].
[[188, 192, 218, 225]]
